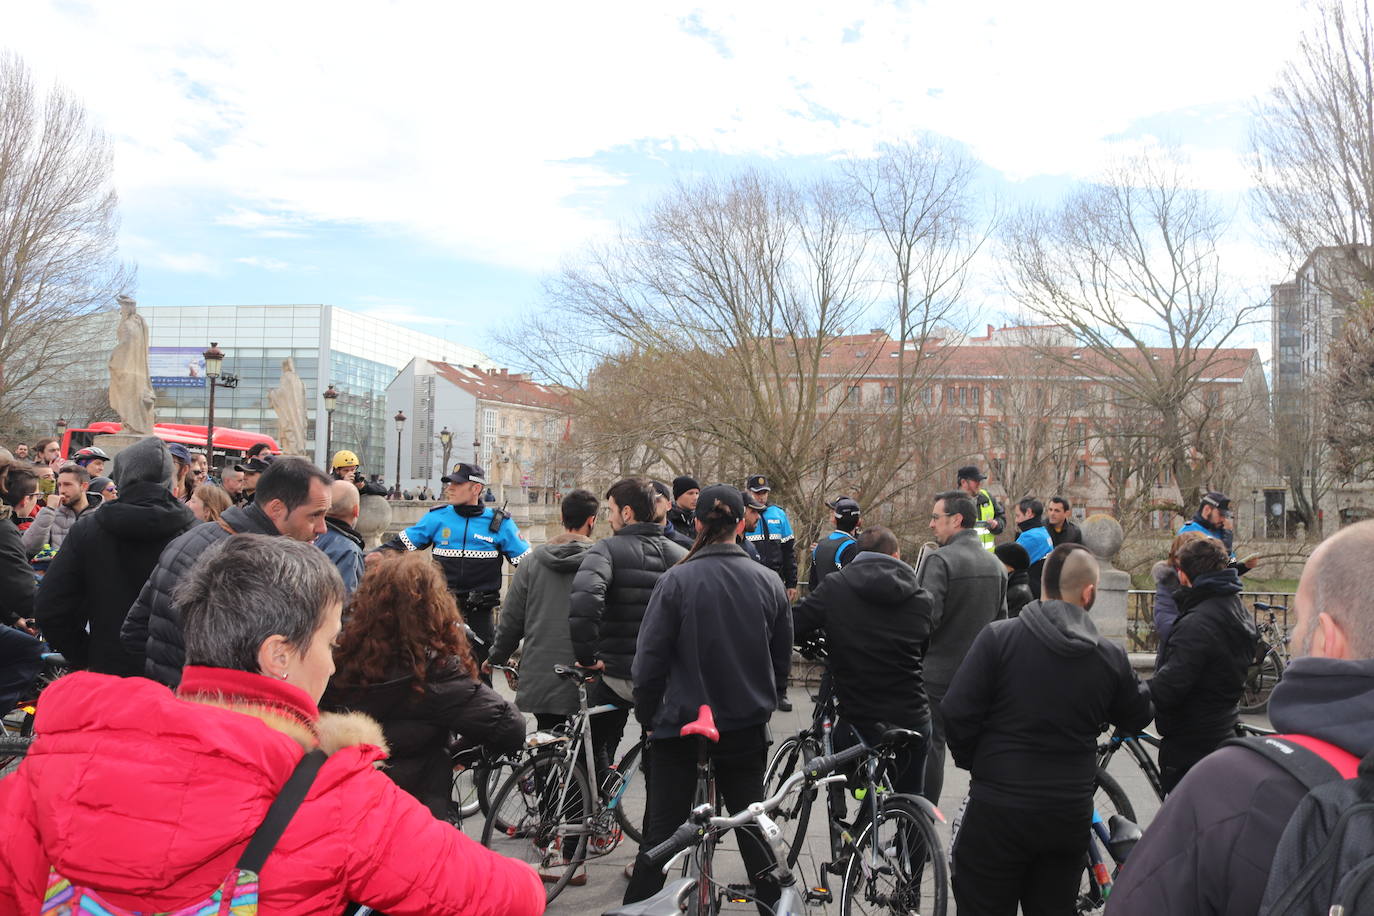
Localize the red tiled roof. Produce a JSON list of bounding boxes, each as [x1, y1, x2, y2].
[[430, 361, 571, 411]]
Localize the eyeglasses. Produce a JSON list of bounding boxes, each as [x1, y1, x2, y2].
[[103, 486, 117, 495], [930, 512, 953, 521]]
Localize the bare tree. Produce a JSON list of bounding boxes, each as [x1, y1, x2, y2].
[[1253, 0, 1374, 293], [999, 151, 1264, 512], [0, 53, 132, 433], [1325, 294, 1374, 479]]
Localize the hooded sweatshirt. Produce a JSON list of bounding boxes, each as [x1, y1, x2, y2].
[[792, 551, 935, 728], [941, 598, 1154, 809], [488, 531, 593, 716], [35, 438, 197, 675]]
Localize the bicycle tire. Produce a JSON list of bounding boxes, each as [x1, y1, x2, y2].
[[0, 734, 33, 779], [480, 754, 592, 904], [762, 733, 822, 868], [839, 794, 948, 916], [611, 739, 647, 845], [1239, 647, 1285, 714], [1075, 769, 1137, 913]]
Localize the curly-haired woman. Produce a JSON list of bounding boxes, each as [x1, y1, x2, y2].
[[321, 551, 525, 817]]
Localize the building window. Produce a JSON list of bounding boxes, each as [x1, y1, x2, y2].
[[1074, 460, 1087, 482], [847, 385, 861, 406], [991, 387, 1004, 407], [882, 385, 895, 405], [484, 409, 497, 437]]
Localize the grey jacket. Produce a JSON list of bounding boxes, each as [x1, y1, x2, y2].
[[22, 498, 99, 557], [918, 527, 1008, 697], [489, 533, 593, 716]]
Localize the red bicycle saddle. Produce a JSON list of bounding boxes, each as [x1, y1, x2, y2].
[[680, 705, 720, 742]]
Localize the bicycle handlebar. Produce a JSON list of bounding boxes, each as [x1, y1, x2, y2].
[[802, 743, 868, 779]]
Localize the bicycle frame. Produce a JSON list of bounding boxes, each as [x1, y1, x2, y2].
[[1096, 731, 1164, 802]]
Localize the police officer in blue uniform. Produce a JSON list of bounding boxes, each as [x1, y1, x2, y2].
[[811, 496, 861, 591], [743, 474, 797, 711], [378, 462, 530, 674]]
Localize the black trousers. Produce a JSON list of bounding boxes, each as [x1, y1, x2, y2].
[[588, 680, 632, 788], [0, 625, 42, 712], [838, 717, 931, 796], [455, 594, 495, 685], [921, 693, 948, 805], [623, 726, 779, 915], [952, 797, 1090, 916]]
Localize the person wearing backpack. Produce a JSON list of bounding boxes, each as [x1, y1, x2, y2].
[[1107, 520, 1374, 916]]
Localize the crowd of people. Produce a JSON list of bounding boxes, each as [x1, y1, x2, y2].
[[0, 428, 1369, 916]]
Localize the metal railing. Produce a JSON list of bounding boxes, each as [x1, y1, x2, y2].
[[1126, 590, 1295, 655]]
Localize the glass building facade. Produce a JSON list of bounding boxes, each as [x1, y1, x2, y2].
[[138, 305, 492, 473]]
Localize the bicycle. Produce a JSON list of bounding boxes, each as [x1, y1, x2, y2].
[[2, 650, 69, 738], [1094, 728, 1165, 811], [607, 738, 858, 916], [479, 664, 646, 903], [1074, 798, 1144, 914], [446, 663, 525, 825], [0, 733, 30, 778], [1241, 602, 1288, 714]]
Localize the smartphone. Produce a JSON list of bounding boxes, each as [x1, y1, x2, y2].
[[39, 477, 55, 495]]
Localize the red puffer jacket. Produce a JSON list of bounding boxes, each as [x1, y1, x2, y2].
[[0, 668, 545, 916]]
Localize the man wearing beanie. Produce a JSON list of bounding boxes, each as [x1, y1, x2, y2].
[[35, 438, 198, 676], [994, 542, 1034, 617], [666, 475, 699, 543]]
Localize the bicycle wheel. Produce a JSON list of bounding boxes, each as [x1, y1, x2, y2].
[[0, 734, 33, 779], [1240, 647, 1285, 714], [611, 739, 647, 845], [480, 755, 592, 904], [762, 733, 822, 867], [1076, 769, 1136, 913], [839, 794, 948, 916]]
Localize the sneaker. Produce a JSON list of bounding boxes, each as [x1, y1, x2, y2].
[[778, 695, 793, 713]]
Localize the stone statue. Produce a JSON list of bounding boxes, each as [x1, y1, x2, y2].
[[107, 295, 156, 435], [268, 357, 308, 456]]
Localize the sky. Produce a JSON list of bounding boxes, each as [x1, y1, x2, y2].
[[8, 0, 1317, 362]]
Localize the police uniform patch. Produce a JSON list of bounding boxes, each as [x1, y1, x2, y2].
[[442, 528, 451, 539]]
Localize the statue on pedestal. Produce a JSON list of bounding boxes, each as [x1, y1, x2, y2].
[[269, 357, 308, 456], [107, 295, 156, 435]]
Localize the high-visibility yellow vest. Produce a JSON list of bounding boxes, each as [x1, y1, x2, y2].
[[977, 489, 996, 551]]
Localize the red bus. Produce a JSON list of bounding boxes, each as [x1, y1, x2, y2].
[[60, 423, 279, 469]]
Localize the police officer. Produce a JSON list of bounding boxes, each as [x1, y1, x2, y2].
[[744, 474, 797, 711], [811, 496, 861, 591], [376, 462, 530, 675], [956, 465, 1005, 552]]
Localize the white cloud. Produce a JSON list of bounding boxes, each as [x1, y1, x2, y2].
[[235, 256, 290, 271], [8, 0, 1313, 275]]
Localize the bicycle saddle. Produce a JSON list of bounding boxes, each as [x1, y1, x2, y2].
[[552, 664, 598, 683], [880, 727, 923, 748], [680, 705, 720, 742]]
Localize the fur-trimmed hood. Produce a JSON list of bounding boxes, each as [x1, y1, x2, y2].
[[190, 695, 389, 758]]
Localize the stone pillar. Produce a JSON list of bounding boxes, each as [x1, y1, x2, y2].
[[356, 494, 392, 549], [1081, 514, 1130, 649], [91, 433, 147, 458]]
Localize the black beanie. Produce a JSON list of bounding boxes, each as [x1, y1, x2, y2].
[[111, 436, 175, 490], [994, 542, 1031, 572], [672, 475, 700, 500]]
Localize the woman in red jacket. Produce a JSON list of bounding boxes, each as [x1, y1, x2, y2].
[[0, 534, 544, 916]]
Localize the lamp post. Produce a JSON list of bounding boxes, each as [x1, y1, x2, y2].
[[203, 342, 224, 462], [437, 425, 453, 495], [322, 384, 339, 463], [394, 410, 407, 496], [55, 416, 67, 459]]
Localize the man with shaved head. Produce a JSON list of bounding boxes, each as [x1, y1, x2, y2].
[[941, 543, 1152, 916], [316, 478, 364, 593], [1109, 521, 1374, 916]]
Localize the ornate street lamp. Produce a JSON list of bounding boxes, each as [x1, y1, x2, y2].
[[394, 410, 407, 495], [55, 416, 68, 458], [203, 342, 225, 462], [436, 425, 454, 495], [322, 384, 339, 461]]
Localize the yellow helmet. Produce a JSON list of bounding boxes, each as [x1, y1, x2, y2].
[[331, 450, 360, 470]]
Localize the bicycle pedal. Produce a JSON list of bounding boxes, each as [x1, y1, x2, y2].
[[725, 883, 754, 903], [824, 859, 848, 876], [806, 887, 834, 904]]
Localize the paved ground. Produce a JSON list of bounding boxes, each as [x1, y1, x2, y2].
[[464, 678, 1270, 915]]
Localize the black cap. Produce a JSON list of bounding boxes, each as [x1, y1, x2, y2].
[[696, 484, 745, 523], [746, 474, 771, 492], [740, 488, 765, 511], [1201, 491, 1232, 516], [956, 465, 987, 481], [672, 475, 700, 500], [233, 455, 273, 474], [650, 480, 672, 501], [827, 496, 861, 518], [442, 462, 487, 485], [994, 542, 1031, 572]]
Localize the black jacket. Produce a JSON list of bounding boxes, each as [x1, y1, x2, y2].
[[1149, 567, 1258, 743], [941, 599, 1153, 809], [792, 552, 933, 728], [35, 481, 197, 675], [321, 657, 525, 818], [569, 522, 686, 680], [0, 514, 34, 626], [120, 503, 281, 687], [1107, 656, 1374, 916], [1047, 518, 1083, 547], [633, 542, 792, 737], [661, 520, 694, 550], [666, 505, 695, 544], [1005, 569, 1033, 618]]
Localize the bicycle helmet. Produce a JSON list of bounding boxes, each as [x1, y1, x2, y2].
[[73, 446, 110, 466], [332, 449, 360, 470]]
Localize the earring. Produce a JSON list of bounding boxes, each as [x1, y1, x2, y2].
[[279, 670, 289, 680]]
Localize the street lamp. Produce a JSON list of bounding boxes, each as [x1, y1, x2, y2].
[[203, 342, 224, 462], [394, 410, 407, 496], [322, 384, 339, 461], [55, 416, 67, 458], [437, 425, 453, 495]]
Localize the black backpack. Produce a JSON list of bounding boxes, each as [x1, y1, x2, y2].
[[1226, 734, 1372, 916]]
